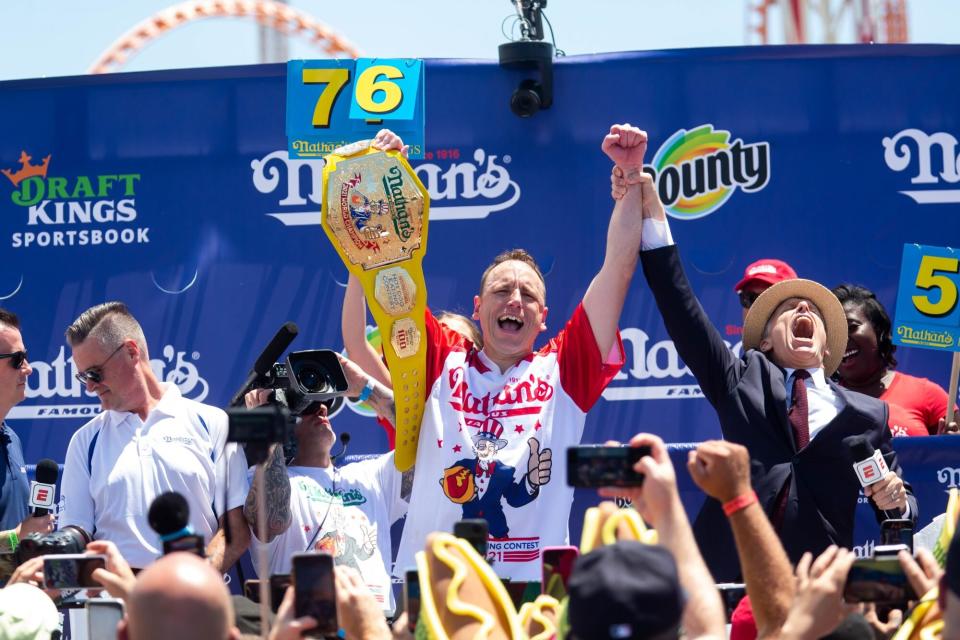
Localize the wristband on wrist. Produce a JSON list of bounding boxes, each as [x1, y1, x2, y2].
[[6, 530, 18, 552], [722, 491, 758, 517], [357, 379, 376, 404]]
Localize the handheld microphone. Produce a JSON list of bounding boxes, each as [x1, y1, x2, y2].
[[148, 492, 206, 557], [332, 432, 351, 461], [29, 459, 59, 516], [843, 435, 899, 519], [228, 322, 299, 407]]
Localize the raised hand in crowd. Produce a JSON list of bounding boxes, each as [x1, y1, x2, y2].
[[779, 546, 857, 640], [335, 566, 392, 640], [861, 547, 945, 639], [88, 539, 137, 601], [688, 440, 794, 639], [268, 586, 317, 640], [599, 433, 726, 640]]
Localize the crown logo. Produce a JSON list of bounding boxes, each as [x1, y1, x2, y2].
[[2, 151, 51, 187]]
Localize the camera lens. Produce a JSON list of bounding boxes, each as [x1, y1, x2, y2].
[[510, 79, 543, 118], [296, 365, 328, 393]]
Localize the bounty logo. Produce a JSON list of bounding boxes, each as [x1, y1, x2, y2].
[[3, 150, 149, 249], [883, 129, 960, 204], [8, 345, 208, 419], [644, 125, 771, 220], [251, 148, 520, 226]]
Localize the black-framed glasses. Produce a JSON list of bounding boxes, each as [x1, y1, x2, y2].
[[0, 350, 27, 369], [739, 291, 762, 310], [74, 344, 125, 384]]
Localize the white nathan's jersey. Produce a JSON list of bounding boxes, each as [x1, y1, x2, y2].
[[395, 304, 623, 580]]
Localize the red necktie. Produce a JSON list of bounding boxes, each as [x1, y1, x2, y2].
[[789, 369, 810, 450]]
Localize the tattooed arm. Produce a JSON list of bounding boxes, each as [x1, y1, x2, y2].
[[243, 443, 293, 544]]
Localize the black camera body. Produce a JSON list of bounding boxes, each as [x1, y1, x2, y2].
[[254, 350, 348, 417], [15, 525, 91, 565]]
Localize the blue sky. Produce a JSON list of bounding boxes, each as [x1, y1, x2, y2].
[[2, 1, 958, 81]]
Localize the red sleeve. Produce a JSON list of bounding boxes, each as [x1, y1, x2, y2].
[[550, 302, 625, 413], [921, 376, 949, 432], [423, 308, 469, 402]]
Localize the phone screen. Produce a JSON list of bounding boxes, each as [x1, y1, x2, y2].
[[405, 570, 421, 633], [87, 599, 124, 637], [880, 519, 914, 552], [243, 579, 261, 603], [566, 446, 650, 487], [270, 574, 291, 613], [43, 554, 106, 589], [542, 547, 578, 600], [843, 557, 916, 605], [453, 519, 489, 559], [293, 553, 337, 637]]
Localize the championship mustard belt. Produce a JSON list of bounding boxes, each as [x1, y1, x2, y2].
[[321, 141, 429, 472]]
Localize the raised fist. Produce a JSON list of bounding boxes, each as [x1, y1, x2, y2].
[[601, 124, 648, 169]]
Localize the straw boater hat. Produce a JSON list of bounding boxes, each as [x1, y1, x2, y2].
[[741, 278, 847, 376]]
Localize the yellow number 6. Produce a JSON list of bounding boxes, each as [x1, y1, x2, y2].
[[912, 255, 960, 317], [355, 65, 404, 115]]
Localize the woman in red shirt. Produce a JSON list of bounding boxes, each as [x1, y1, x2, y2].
[[832, 284, 951, 436]]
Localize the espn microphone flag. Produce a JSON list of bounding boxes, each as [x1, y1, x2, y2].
[[29, 458, 59, 515], [844, 436, 889, 486]]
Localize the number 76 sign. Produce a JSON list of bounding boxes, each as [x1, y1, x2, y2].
[[893, 244, 960, 351], [286, 58, 425, 159]]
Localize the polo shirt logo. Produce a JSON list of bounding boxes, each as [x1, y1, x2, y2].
[[162, 435, 195, 446]]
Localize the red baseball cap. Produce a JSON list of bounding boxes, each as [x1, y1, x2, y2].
[[734, 259, 798, 293]]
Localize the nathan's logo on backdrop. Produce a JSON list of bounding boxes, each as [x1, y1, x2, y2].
[[937, 467, 960, 490], [600, 327, 743, 401], [883, 129, 960, 204], [250, 148, 520, 226], [2, 150, 149, 249], [643, 125, 771, 220], [8, 345, 208, 419]]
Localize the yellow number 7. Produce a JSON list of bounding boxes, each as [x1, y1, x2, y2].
[[912, 255, 960, 317], [302, 68, 350, 128]]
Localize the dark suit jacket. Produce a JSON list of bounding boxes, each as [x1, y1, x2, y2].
[[641, 245, 917, 581], [453, 458, 537, 538]]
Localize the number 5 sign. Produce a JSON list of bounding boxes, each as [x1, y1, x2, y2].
[[893, 244, 960, 351], [286, 58, 425, 159]]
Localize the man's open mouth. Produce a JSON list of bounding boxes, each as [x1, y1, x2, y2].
[[498, 314, 524, 332], [793, 315, 814, 340]]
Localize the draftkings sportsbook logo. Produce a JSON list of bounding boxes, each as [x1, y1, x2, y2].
[[3, 150, 149, 249], [8, 345, 208, 419], [643, 125, 771, 220]]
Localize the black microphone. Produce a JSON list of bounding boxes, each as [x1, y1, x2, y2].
[[228, 322, 299, 407], [843, 435, 900, 520], [148, 492, 207, 557], [332, 432, 351, 461], [29, 459, 59, 517], [148, 492, 192, 540]]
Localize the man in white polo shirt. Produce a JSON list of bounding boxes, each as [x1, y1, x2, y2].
[[59, 302, 249, 571]]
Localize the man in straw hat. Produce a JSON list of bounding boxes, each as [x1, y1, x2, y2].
[[610, 144, 916, 582]]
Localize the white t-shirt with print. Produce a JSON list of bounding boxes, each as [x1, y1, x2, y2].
[[249, 452, 406, 614], [394, 304, 623, 581], [60, 384, 249, 569]]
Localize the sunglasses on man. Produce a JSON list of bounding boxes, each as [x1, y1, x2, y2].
[[0, 350, 27, 369], [738, 291, 762, 310], [74, 343, 125, 384]]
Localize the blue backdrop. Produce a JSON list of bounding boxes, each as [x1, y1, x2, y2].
[[2, 45, 960, 568]]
